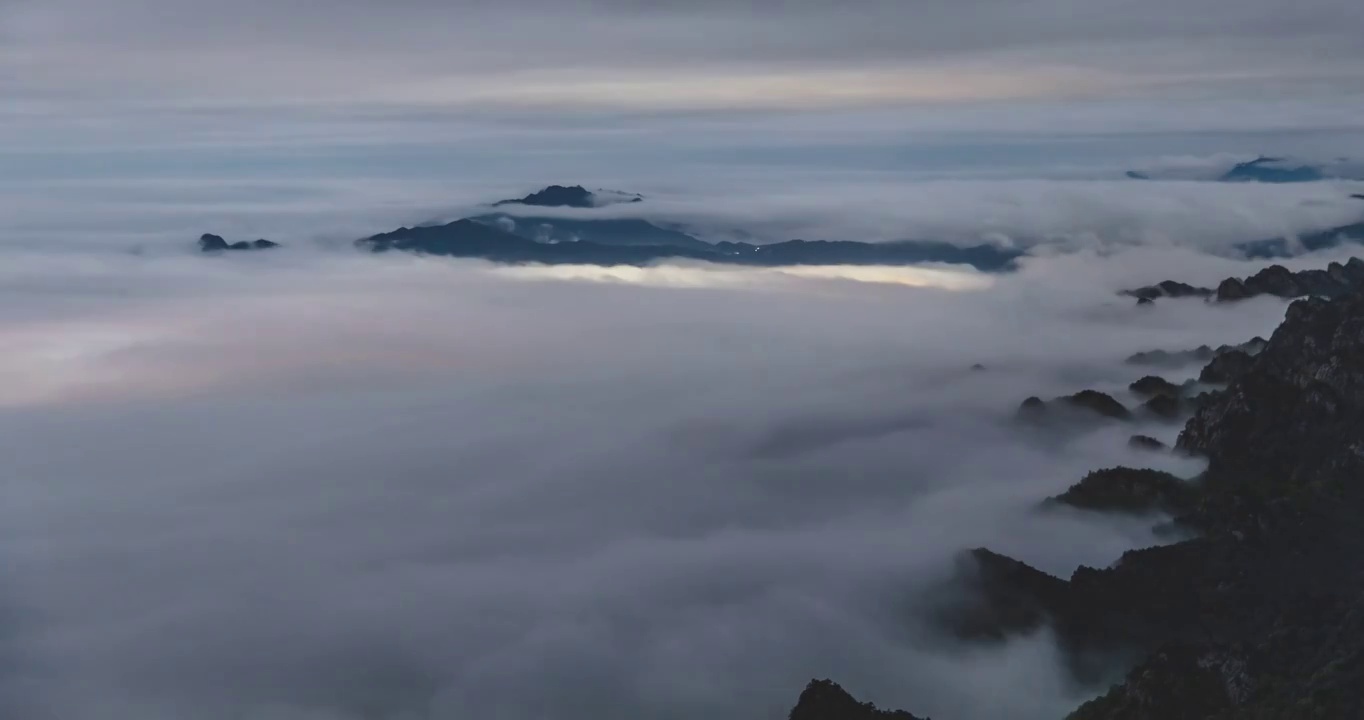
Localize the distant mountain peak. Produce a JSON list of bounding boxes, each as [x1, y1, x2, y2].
[[1220, 156, 1324, 183], [494, 185, 596, 208], [199, 233, 280, 252], [492, 185, 644, 209]]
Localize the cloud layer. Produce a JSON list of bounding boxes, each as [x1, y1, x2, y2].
[[0, 244, 1305, 719], [4, 0, 1363, 109]]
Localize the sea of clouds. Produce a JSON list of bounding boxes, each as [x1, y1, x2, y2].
[[0, 235, 1331, 719]]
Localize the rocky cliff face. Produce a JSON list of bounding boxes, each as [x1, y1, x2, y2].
[[787, 681, 930, 720], [787, 275, 1364, 720], [1123, 257, 1364, 305]]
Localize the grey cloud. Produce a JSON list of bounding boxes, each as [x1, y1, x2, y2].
[[2, 0, 1362, 109], [0, 245, 1290, 719]]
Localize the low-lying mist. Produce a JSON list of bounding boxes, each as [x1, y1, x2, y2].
[[0, 245, 1304, 719]]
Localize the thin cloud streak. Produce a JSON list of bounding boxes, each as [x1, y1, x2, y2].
[[2, 0, 1361, 111]]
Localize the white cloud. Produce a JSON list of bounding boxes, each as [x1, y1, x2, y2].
[[0, 244, 1294, 718]]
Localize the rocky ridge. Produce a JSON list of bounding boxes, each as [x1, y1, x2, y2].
[[198, 233, 280, 252], [1124, 256, 1364, 304], [788, 264, 1364, 719]]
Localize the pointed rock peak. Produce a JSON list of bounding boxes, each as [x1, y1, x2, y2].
[[198, 233, 280, 252], [494, 185, 596, 208], [199, 233, 230, 251], [788, 679, 929, 720]]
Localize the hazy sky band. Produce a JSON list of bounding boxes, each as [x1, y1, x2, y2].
[[3, 0, 1362, 111]]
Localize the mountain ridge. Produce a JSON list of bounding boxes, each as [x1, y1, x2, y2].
[[786, 258, 1364, 719]]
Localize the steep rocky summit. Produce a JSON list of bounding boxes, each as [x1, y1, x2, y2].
[[492, 184, 602, 208], [787, 680, 930, 720], [1018, 390, 1132, 422], [1125, 337, 1266, 369], [1043, 467, 1196, 516], [788, 288, 1364, 718], [1122, 256, 1364, 304]]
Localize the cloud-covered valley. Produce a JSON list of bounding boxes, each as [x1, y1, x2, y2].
[[0, 241, 1310, 719]]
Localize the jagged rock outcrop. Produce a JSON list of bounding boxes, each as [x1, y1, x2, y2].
[[794, 291, 1364, 719], [1128, 376, 1180, 399], [1064, 292, 1364, 717], [1128, 435, 1168, 452], [936, 542, 1216, 686], [1214, 258, 1364, 301], [1019, 391, 1132, 422], [493, 184, 601, 208], [1044, 468, 1196, 516], [1125, 337, 1266, 369], [787, 680, 930, 720], [199, 233, 280, 252], [358, 218, 1021, 271], [1126, 345, 1216, 368], [1139, 394, 1186, 420], [1065, 391, 1132, 419], [1197, 350, 1254, 384], [1122, 280, 1214, 302], [1121, 257, 1364, 305], [941, 548, 1071, 642], [1066, 643, 1246, 720]]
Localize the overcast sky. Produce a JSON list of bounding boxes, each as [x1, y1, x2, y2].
[[4, 0, 1363, 111], [2, 0, 1361, 192]]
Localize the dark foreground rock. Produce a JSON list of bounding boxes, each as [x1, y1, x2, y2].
[[1139, 394, 1187, 420], [1044, 467, 1196, 516], [199, 233, 280, 252], [358, 218, 1023, 271], [492, 184, 599, 208], [1127, 435, 1167, 452], [1214, 258, 1364, 302], [1128, 375, 1180, 398], [790, 290, 1364, 719], [1019, 391, 1132, 422], [1065, 643, 1248, 720], [1120, 256, 1364, 304], [787, 680, 930, 720], [1125, 337, 1266, 369], [1196, 350, 1255, 384], [1121, 280, 1214, 301], [936, 543, 1213, 685]]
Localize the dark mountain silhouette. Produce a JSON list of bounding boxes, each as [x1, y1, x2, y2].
[[1219, 156, 1324, 183], [493, 184, 598, 208], [788, 280, 1364, 719], [471, 214, 715, 251], [357, 218, 1022, 271], [1121, 280, 1213, 301], [788, 680, 929, 720], [1123, 156, 1364, 184], [1122, 256, 1364, 304], [714, 239, 1019, 270], [199, 234, 280, 252], [358, 219, 716, 264]]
